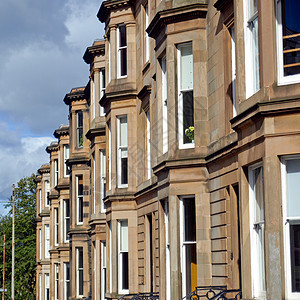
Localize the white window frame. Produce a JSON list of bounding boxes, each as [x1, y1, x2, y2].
[[118, 219, 129, 294], [244, 0, 260, 98], [117, 116, 128, 188], [76, 175, 83, 225], [93, 153, 96, 214], [109, 222, 112, 294], [101, 241, 107, 300], [100, 150, 107, 213], [92, 77, 96, 119], [146, 111, 151, 179], [144, 3, 149, 63], [77, 111, 83, 148], [45, 273, 50, 300], [108, 122, 112, 190], [94, 242, 98, 300], [76, 247, 84, 298], [64, 199, 70, 243], [39, 273, 42, 300], [117, 24, 127, 78], [276, 0, 300, 85], [177, 42, 194, 149], [55, 263, 59, 300], [108, 36, 111, 83], [54, 159, 58, 186], [64, 262, 70, 300], [163, 200, 171, 300], [100, 68, 106, 116], [54, 208, 59, 246], [281, 155, 300, 299], [249, 162, 266, 299], [180, 196, 197, 297], [45, 224, 50, 259], [231, 26, 237, 117], [39, 188, 42, 212], [45, 180, 50, 207], [64, 145, 70, 177], [39, 229, 42, 260], [161, 55, 168, 154]]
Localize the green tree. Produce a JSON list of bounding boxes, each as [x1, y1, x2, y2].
[[0, 174, 37, 299]]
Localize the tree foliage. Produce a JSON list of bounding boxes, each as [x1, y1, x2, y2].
[[0, 174, 37, 299]]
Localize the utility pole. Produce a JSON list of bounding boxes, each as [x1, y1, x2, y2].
[[11, 185, 15, 300], [2, 235, 5, 300]]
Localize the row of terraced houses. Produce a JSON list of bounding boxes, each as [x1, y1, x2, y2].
[[35, 0, 300, 299]]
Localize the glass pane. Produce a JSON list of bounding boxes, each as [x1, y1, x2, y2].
[[120, 220, 128, 251], [79, 198, 83, 222], [185, 244, 197, 295], [251, 17, 260, 93], [287, 159, 300, 217], [253, 166, 264, 223], [184, 198, 196, 242], [249, 0, 258, 17], [121, 157, 128, 185], [77, 111, 83, 127], [120, 48, 127, 76], [119, 25, 126, 47], [290, 224, 300, 292], [120, 117, 127, 147], [79, 270, 83, 295], [122, 252, 129, 290], [283, 0, 300, 76], [183, 91, 194, 144], [180, 44, 193, 91]]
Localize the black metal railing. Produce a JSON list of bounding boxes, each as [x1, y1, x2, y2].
[[181, 286, 242, 300], [118, 292, 159, 300]]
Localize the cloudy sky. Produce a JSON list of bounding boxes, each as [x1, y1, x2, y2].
[[0, 0, 104, 210]]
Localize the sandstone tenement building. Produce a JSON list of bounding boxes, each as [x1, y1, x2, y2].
[[36, 0, 300, 299]]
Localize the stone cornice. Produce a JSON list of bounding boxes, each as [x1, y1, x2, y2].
[[53, 125, 69, 138], [86, 126, 106, 140], [63, 87, 86, 106], [83, 41, 105, 64], [45, 142, 58, 153], [147, 3, 208, 39], [97, 0, 135, 23], [34, 175, 42, 183], [67, 154, 90, 166], [38, 164, 50, 174]]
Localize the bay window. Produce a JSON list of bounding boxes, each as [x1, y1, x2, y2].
[[244, 0, 260, 97], [277, 0, 300, 84], [144, 3, 149, 62], [117, 116, 128, 187], [180, 196, 197, 296], [76, 247, 84, 297], [117, 24, 127, 77], [177, 43, 194, 148], [77, 111, 83, 148], [249, 164, 266, 298], [76, 175, 83, 224], [108, 122, 112, 190], [118, 220, 129, 294], [282, 157, 300, 298]]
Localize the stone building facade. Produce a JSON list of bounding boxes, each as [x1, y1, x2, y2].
[[36, 0, 300, 299]]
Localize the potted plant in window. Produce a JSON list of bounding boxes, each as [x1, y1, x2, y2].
[[185, 126, 194, 143]]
